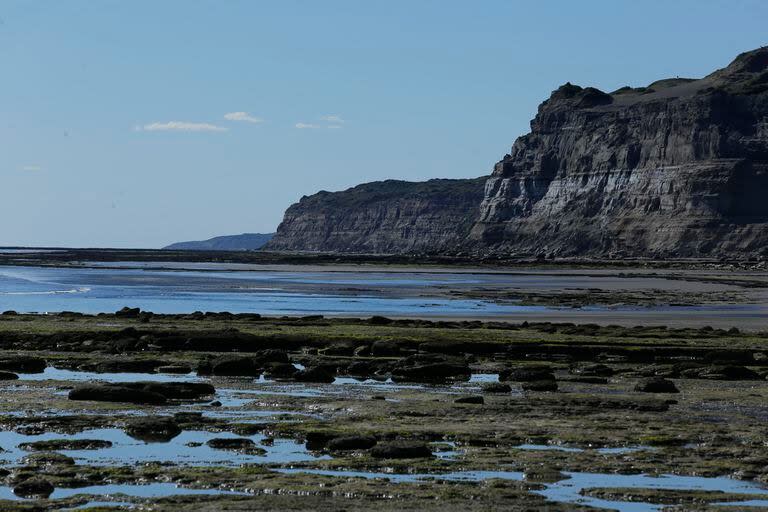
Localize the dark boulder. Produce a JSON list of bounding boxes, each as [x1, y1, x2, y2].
[[20, 452, 75, 467], [19, 439, 113, 451], [570, 364, 614, 377], [370, 441, 433, 459], [371, 340, 404, 357], [138, 382, 215, 400], [115, 306, 141, 318], [68, 385, 167, 405], [0, 356, 46, 373], [295, 365, 337, 383], [263, 361, 299, 379], [635, 378, 680, 393], [344, 360, 376, 378], [209, 355, 262, 376], [482, 382, 512, 393], [391, 362, 470, 383], [500, 366, 554, 382], [455, 395, 484, 404], [13, 477, 54, 499], [206, 438, 266, 455], [0, 371, 19, 380], [125, 417, 182, 442], [304, 431, 337, 450], [522, 379, 558, 392], [699, 365, 761, 381], [326, 435, 378, 451]]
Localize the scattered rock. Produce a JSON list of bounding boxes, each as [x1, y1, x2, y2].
[[68, 385, 167, 405], [19, 439, 113, 451], [570, 364, 614, 377], [482, 382, 512, 393], [634, 377, 680, 393], [500, 366, 554, 382], [327, 435, 378, 451], [206, 438, 266, 455], [455, 395, 484, 404], [522, 379, 558, 392], [370, 441, 433, 459], [699, 365, 761, 381], [20, 452, 75, 467], [391, 362, 470, 383], [208, 355, 262, 376], [295, 365, 336, 383], [124, 417, 182, 442], [115, 306, 141, 318], [13, 477, 54, 498], [263, 361, 299, 379], [157, 364, 193, 374], [0, 356, 46, 374]]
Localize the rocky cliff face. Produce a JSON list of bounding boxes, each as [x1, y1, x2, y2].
[[269, 47, 768, 258], [471, 47, 768, 258], [265, 178, 486, 253]]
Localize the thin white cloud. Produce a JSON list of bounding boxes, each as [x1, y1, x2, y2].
[[327, 125, 343, 129], [138, 121, 228, 132], [320, 115, 345, 124], [295, 122, 319, 129], [224, 112, 264, 123], [21, 165, 42, 171]]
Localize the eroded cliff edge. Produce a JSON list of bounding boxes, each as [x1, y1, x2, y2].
[[265, 178, 487, 254], [269, 47, 768, 258], [471, 47, 768, 258]]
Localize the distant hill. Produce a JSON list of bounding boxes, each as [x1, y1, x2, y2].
[[163, 233, 275, 251]]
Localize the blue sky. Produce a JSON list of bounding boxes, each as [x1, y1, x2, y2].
[[0, 0, 766, 248]]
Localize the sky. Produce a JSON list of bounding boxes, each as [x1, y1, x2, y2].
[[0, 1, 766, 248]]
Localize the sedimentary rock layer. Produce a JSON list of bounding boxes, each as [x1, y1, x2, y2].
[[266, 178, 486, 254], [270, 47, 768, 258]]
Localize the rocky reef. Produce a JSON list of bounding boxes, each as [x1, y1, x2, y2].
[[265, 178, 486, 254], [270, 47, 768, 258]]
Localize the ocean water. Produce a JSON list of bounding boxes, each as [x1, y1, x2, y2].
[[0, 265, 540, 316], [0, 264, 762, 325]]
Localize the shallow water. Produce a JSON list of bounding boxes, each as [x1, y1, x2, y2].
[[19, 367, 202, 383], [0, 428, 325, 467], [0, 482, 247, 501], [0, 265, 543, 316], [0, 264, 761, 326]]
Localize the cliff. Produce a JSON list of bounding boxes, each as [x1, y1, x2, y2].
[[265, 178, 486, 254], [269, 47, 768, 258], [471, 47, 768, 258], [164, 233, 274, 251]]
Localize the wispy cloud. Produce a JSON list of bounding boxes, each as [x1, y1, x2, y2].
[[21, 165, 42, 171], [295, 114, 346, 130], [320, 114, 345, 124], [224, 112, 264, 123], [137, 121, 228, 132]]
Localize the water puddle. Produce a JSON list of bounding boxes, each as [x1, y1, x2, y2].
[[0, 428, 327, 467], [0, 483, 248, 501], [516, 444, 654, 455], [18, 367, 202, 383]]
